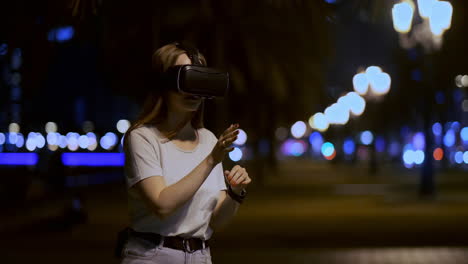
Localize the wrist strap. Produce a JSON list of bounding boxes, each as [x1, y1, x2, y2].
[[227, 185, 245, 204]]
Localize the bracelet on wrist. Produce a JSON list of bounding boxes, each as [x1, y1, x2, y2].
[[227, 184, 247, 204]]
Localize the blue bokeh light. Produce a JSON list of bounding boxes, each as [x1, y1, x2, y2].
[[61, 153, 125, 166], [321, 142, 335, 157], [454, 151, 463, 164], [413, 132, 425, 150], [0, 153, 39, 165], [413, 150, 425, 165], [375, 136, 386, 153], [443, 129, 456, 147], [309, 132, 324, 154], [343, 138, 355, 155], [461, 127, 468, 142], [229, 147, 243, 161], [432, 122, 442, 136], [360, 131, 374, 145]]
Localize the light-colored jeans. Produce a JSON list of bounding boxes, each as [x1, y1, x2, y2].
[[120, 235, 212, 264]]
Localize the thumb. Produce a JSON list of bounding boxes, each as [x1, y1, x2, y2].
[[224, 170, 230, 175]]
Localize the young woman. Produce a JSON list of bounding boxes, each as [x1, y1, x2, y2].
[[119, 42, 252, 264]]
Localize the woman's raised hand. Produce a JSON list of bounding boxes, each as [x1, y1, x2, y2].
[[209, 123, 240, 165]]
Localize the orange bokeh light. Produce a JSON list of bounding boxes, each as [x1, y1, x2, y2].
[[433, 148, 443, 161]]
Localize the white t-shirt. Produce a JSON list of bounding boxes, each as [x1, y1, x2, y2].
[[123, 124, 227, 240]]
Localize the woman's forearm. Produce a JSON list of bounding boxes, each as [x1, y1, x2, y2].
[[209, 192, 240, 230], [156, 154, 216, 218]]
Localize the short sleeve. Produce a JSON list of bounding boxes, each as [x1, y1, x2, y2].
[[124, 129, 163, 189], [213, 162, 228, 192], [204, 128, 228, 192]]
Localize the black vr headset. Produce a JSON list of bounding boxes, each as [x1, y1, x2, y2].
[[159, 42, 230, 99]]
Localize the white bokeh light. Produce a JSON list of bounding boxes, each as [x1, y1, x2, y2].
[[15, 133, 24, 148], [26, 138, 36, 151], [309, 113, 329, 132], [233, 129, 247, 145], [352, 73, 369, 95], [417, 0, 436, 19], [369, 72, 391, 95], [117, 119, 131, 134], [291, 121, 307, 138], [325, 103, 349, 125], [58, 135, 68, 149], [429, 1, 453, 36], [45, 122, 58, 133], [87, 132, 98, 151], [47, 132, 60, 145], [392, 1, 415, 33], [9, 123, 20, 133], [78, 135, 90, 149]]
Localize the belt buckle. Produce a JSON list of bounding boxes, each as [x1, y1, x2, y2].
[[183, 238, 196, 253]]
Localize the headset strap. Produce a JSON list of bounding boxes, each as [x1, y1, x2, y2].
[[174, 41, 202, 66]]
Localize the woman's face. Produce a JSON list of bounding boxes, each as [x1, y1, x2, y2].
[[167, 53, 203, 112]]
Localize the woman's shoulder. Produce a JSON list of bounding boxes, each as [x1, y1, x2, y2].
[[199, 127, 218, 144], [125, 124, 162, 144]]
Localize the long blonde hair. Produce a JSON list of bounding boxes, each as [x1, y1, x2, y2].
[[124, 42, 208, 143]]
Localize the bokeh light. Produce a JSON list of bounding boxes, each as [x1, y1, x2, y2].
[[433, 147, 443, 161], [352, 73, 369, 95], [417, 0, 436, 19], [233, 129, 247, 145], [429, 1, 453, 36], [343, 138, 356, 155], [309, 132, 324, 154], [432, 122, 442, 136], [454, 151, 463, 164], [324, 103, 349, 125], [229, 147, 243, 162], [443, 129, 455, 147], [369, 72, 391, 95], [47, 132, 60, 145], [413, 132, 425, 150], [360, 131, 374, 145], [78, 135, 90, 149], [460, 127, 468, 142], [345, 92, 366, 116], [9, 123, 20, 133], [291, 121, 307, 138], [117, 119, 131, 134], [45, 122, 58, 133], [309, 113, 329, 132], [15, 134, 24, 148], [392, 1, 415, 33], [281, 139, 307, 157], [321, 142, 335, 157]]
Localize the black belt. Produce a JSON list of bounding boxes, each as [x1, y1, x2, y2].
[[128, 228, 209, 253]]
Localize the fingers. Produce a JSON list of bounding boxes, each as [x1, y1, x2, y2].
[[221, 124, 239, 140], [227, 167, 247, 185]]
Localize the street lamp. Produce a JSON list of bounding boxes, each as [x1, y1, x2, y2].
[[391, 0, 453, 198]]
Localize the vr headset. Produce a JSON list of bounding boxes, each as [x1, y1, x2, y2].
[[159, 42, 230, 99]]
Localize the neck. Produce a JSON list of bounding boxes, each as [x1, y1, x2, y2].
[[159, 108, 196, 140]]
